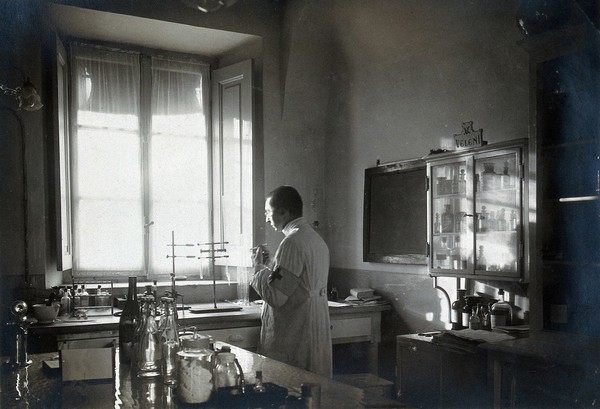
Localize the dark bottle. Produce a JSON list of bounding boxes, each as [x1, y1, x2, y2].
[[119, 276, 140, 363], [451, 289, 466, 329]]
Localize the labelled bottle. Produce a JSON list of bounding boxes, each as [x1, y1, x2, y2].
[[491, 289, 513, 329], [119, 276, 140, 363]]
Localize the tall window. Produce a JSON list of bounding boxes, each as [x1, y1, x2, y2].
[[69, 43, 247, 279]]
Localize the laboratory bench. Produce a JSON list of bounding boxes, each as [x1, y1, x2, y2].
[[28, 302, 390, 375], [1, 342, 407, 409], [396, 330, 600, 409]]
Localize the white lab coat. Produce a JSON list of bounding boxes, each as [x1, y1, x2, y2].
[[251, 217, 332, 377]]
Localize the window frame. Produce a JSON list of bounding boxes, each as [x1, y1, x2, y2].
[[64, 39, 227, 281]]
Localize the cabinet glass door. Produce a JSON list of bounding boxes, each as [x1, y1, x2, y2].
[[473, 150, 521, 277], [430, 159, 472, 273]]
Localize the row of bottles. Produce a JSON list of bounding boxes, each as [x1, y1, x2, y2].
[[479, 161, 514, 192], [434, 235, 467, 270], [436, 168, 467, 195], [434, 205, 518, 235], [450, 289, 514, 330], [435, 161, 515, 197]]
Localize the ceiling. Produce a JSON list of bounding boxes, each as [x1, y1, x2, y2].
[[48, 3, 259, 57]]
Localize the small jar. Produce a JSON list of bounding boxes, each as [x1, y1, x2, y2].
[[214, 352, 238, 390], [177, 337, 215, 404]]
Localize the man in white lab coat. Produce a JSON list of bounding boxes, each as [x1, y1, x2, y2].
[[251, 185, 332, 377]]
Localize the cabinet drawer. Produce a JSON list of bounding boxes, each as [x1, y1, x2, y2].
[[204, 326, 260, 349], [331, 317, 371, 340]]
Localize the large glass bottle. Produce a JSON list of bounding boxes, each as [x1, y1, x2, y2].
[[159, 297, 179, 384], [119, 276, 140, 363], [138, 295, 162, 378], [451, 289, 466, 329], [491, 289, 513, 328]]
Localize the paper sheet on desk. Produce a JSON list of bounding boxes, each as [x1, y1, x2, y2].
[[328, 301, 348, 307], [444, 329, 516, 343]]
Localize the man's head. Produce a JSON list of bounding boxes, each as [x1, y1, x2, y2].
[[265, 185, 303, 231]]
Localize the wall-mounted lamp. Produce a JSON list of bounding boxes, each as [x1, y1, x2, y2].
[[0, 77, 43, 111]]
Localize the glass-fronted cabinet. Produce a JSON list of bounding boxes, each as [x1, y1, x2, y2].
[[426, 139, 528, 281]]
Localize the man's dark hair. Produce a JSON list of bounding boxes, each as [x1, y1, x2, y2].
[[267, 186, 303, 217]]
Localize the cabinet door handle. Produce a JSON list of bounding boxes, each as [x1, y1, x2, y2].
[[463, 214, 473, 218]]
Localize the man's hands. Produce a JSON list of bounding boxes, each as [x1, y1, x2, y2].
[[251, 244, 270, 272]]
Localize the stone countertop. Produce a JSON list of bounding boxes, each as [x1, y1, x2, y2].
[[1, 342, 405, 409]]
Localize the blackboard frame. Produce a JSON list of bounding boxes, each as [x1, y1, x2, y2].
[[363, 158, 428, 264]]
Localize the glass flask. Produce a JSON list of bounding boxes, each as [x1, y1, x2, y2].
[[138, 295, 162, 378], [214, 352, 238, 390], [159, 297, 179, 384]]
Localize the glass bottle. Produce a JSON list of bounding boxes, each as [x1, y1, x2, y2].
[[434, 213, 441, 234], [468, 306, 481, 330], [138, 295, 162, 378], [491, 289, 513, 329], [119, 276, 140, 363], [501, 161, 511, 189], [451, 289, 466, 329], [159, 297, 179, 384], [462, 296, 471, 327], [497, 208, 507, 231], [436, 236, 450, 269], [476, 245, 487, 271], [481, 305, 491, 331], [510, 209, 518, 230], [451, 236, 461, 269], [81, 285, 90, 307], [458, 168, 466, 195], [132, 296, 149, 370], [214, 352, 238, 390], [74, 285, 81, 307], [59, 287, 71, 316], [441, 204, 453, 233]]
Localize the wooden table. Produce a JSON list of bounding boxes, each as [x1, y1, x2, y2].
[[0, 342, 404, 408]]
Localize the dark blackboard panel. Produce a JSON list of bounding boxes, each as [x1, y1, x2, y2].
[[363, 159, 427, 264]]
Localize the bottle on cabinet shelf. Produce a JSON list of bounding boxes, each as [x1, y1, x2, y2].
[[434, 213, 441, 234], [497, 208, 507, 231], [510, 210, 518, 230], [436, 237, 450, 269], [458, 168, 466, 195], [501, 161, 511, 189], [476, 245, 487, 270], [441, 204, 453, 233]]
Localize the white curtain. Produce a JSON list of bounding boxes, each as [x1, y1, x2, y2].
[[71, 45, 143, 273], [71, 46, 210, 277], [149, 58, 209, 276]]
